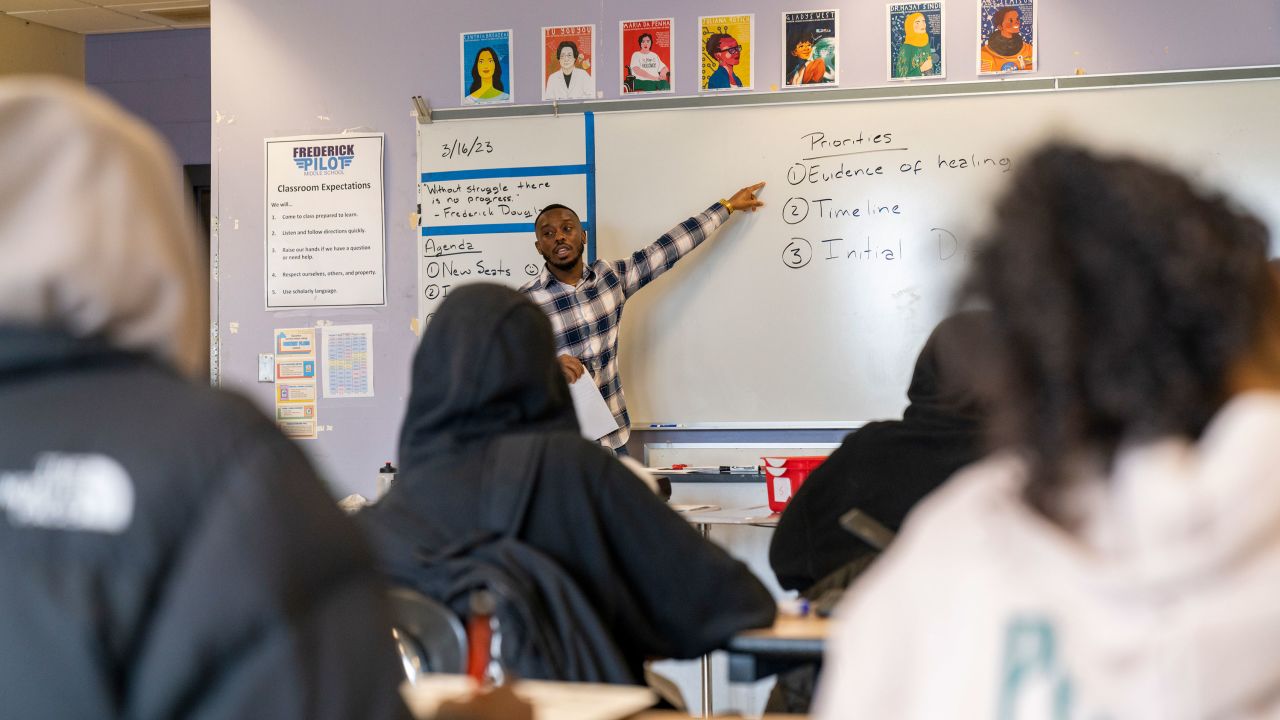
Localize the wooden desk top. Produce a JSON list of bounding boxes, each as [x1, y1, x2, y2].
[[738, 614, 831, 640]]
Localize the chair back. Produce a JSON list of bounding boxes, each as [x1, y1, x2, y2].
[[387, 586, 468, 681]]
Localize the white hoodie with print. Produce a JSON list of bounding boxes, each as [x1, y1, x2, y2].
[[814, 392, 1280, 720]]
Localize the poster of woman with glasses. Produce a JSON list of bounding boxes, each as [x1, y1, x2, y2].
[[700, 14, 753, 92], [542, 24, 596, 101]]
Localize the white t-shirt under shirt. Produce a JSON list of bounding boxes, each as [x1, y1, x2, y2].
[[629, 50, 667, 79]]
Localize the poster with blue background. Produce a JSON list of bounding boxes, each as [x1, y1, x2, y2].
[[461, 30, 514, 105]]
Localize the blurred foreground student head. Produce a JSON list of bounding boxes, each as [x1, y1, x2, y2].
[[0, 77, 409, 719], [362, 283, 775, 685], [814, 143, 1280, 718]]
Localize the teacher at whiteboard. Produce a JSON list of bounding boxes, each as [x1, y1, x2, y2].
[[519, 183, 765, 454]]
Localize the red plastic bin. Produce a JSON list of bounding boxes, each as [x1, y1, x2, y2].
[[761, 455, 827, 512]]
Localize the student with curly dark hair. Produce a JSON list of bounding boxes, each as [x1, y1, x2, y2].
[[814, 143, 1280, 718]]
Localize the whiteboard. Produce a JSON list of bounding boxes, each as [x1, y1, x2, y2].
[[417, 77, 1280, 426], [416, 114, 593, 326], [591, 78, 1280, 425]]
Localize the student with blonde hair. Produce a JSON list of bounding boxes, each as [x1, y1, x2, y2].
[[0, 77, 409, 719]]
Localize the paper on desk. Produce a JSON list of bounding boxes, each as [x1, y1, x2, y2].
[[570, 374, 618, 441], [671, 503, 720, 514], [401, 676, 656, 720]]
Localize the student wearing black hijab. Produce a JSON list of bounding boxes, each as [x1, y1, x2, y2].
[[769, 311, 991, 593], [362, 283, 775, 683]]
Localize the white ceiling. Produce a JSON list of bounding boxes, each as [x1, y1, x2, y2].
[[0, 0, 209, 34]]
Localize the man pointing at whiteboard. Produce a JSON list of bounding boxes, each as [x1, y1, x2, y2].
[[520, 183, 765, 454]]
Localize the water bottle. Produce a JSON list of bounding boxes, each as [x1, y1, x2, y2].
[[466, 590, 505, 687], [377, 461, 397, 498]]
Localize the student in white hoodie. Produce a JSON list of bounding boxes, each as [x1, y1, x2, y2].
[[814, 143, 1280, 720]]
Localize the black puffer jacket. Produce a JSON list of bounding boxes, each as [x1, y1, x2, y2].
[[0, 327, 410, 720]]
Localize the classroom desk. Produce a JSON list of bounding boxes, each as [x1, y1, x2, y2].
[[683, 505, 779, 528], [401, 675, 656, 720], [725, 615, 830, 683], [678, 505, 780, 717]]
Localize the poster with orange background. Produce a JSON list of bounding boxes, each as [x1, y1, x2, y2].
[[542, 24, 596, 101]]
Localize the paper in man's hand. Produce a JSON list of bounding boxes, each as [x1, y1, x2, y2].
[[569, 373, 619, 441]]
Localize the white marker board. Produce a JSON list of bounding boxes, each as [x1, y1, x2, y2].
[[416, 114, 593, 326], [424, 77, 1280, 426]]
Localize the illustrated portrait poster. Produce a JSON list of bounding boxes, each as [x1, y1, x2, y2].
[[542, 24, 597, 101], [699, 14, 754, 92], [888, 3, 944, 80], [783, 10, 838, 88], [460, 29, 514, 105], [621, 18, 674, 95], [977, 0, 1035, 74]]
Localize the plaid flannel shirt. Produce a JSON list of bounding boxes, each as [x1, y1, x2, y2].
[[520, 202, 730, 450]]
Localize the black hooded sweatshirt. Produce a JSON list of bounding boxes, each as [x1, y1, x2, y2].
[[769, 312, 992, 592], [362, 283, 775, 681]]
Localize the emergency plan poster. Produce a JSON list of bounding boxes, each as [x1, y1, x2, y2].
[[265, 133, 386, 309]]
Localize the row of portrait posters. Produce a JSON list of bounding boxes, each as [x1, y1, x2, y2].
[[458, 3, 1036, 104]]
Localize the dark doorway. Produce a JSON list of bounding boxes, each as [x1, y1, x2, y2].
[[184, 163, 211, 378]]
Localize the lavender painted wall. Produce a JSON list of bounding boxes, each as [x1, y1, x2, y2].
[[87, 29, 210, 166], [212, 0, 1280, 496]]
